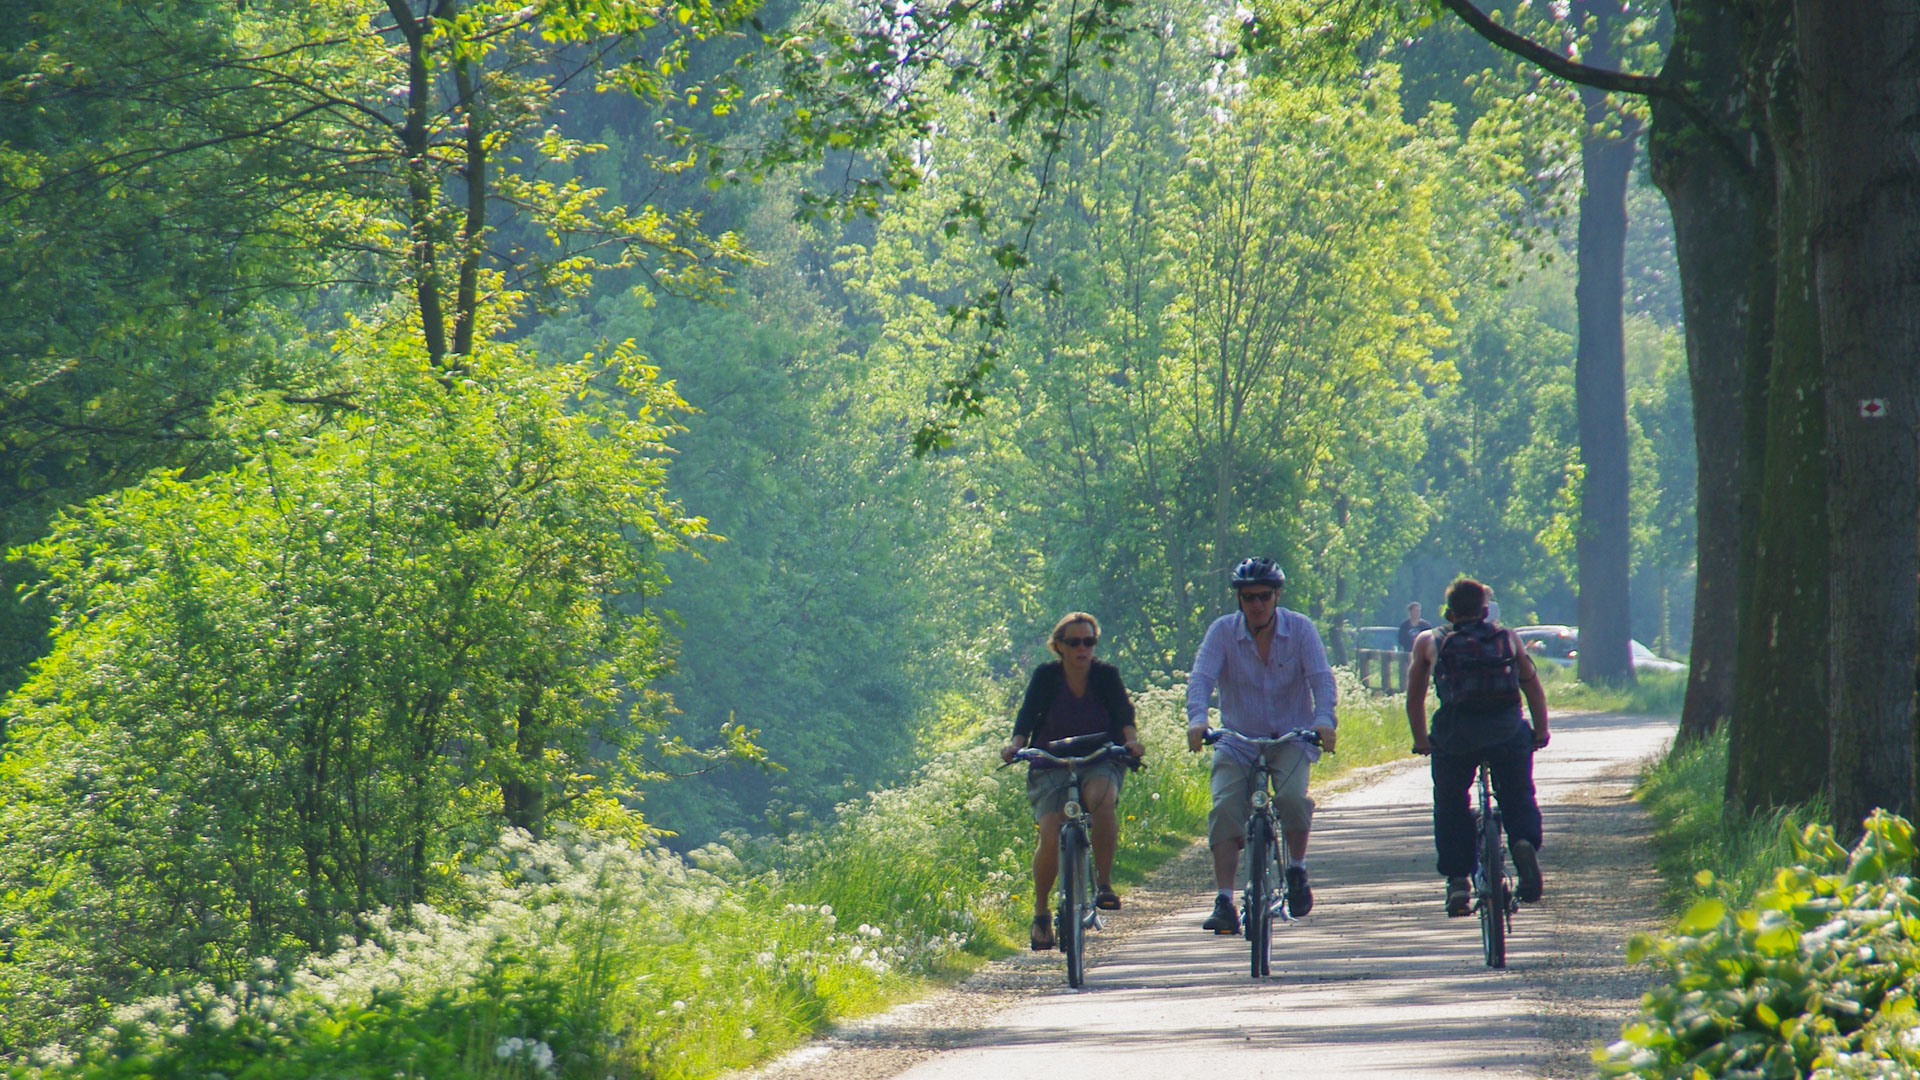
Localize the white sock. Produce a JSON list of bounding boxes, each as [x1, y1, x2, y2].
[[1217, 888, 1232, 901], [1290, 860, 1306, 871]]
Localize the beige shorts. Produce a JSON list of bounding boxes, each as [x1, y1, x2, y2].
[[1027, 759, 1126, 821], [1208, 741, 1314, 846]]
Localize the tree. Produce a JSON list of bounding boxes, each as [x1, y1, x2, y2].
[[0, 339, 705, 1046], [1569, 0, 1643, 685], [1795, 0, 1920, 830]]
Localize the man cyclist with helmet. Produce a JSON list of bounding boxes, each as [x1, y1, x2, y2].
[[1186, 557, 1339, 934], [1405, 577, 1550, 916]]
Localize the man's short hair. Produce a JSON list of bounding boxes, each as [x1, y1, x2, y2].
[[1407, 601, 1421, 613], [1445, 578, 1487, 620]]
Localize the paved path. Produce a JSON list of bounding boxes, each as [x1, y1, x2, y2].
[[749, 709, 1675, 1080]]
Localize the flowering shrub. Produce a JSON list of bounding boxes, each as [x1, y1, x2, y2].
[[6, 678, 1399, 1079], [1601, 812, 1920, 1079]]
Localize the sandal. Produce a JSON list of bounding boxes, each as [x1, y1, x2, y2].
[[1030, 914, 1055, 951], [1095, 886, 1121, 911]]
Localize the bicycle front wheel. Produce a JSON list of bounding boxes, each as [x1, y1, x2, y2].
[[1479, 808, 1506, 969], [1246, 816, 1274, 978], [1058, 823, 1087, 987]]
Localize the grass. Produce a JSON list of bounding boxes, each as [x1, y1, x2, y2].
[[12, 672, 1413, 1080], [1533, 664, 1687, 716], [1632, 724, 1824, 910]]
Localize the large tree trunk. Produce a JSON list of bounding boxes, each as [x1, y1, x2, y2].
[[1573, 49, 1639, 685], [1726, 0, 1830, 810], [1795, 0, 1920, 836], [1646, 3, 1753, 745]]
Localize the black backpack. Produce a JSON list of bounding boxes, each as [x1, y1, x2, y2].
[[1433, 620, 1521, 708]]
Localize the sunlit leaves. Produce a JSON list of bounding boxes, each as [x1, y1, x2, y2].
[[0, 337, 704, 1044]]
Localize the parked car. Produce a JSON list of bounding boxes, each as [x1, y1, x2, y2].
[[1354, 625, 1401, 653], [1510, 624, 1687, 673]]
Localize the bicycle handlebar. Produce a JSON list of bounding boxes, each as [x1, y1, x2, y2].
[[1008, 742, 1143, 771], [1201, 727, 1326, 751]]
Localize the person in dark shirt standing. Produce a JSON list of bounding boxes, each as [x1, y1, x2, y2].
[[1002, 611, 1143, 950], [1396, 601, 1433, 652]]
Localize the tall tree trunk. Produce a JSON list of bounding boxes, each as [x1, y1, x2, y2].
[[1647, 1, 1753, 744], [1574, 49, 1639, 686], [1796, 0, 1920, 836], [1726, 0, 1831, 810], [502, 696, 548, 839]]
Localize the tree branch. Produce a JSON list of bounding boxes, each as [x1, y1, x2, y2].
[[1435, 0, 1668, 99]]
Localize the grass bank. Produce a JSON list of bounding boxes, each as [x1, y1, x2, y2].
[[1633, 725, 1823, 910], [10, 671, 1405, 1080]]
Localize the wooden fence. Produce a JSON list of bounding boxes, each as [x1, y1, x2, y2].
[[1355, 648, 1412, 694]]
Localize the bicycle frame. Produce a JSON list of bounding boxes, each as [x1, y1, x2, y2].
[[1203, 727, 1322, 978], [1012, 738, 1130, 988], [1473, 760, 1515, 969]]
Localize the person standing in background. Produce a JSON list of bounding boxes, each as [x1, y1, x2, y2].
[[1396, 601, 1433, 652]]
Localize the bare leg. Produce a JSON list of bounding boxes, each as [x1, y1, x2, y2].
[[1083, 776, 1119, 887], [1285, 828, 1309, 864], [1033, 811, 1065, 916], [1211, 840, 1242, 891]]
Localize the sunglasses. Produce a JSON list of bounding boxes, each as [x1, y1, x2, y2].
[[1060, 635, 1099, 648], [1238, 590, 1276, 603]]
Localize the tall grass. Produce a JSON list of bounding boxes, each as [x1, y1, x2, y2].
[[1633, 725, 1824, 909], [9, 675, 1409, 1080]]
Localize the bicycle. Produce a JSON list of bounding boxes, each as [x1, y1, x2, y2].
[[1202, 727, 1325, 978], [1008, 733, 1141, 988], [1473, 759, 1517, 968]]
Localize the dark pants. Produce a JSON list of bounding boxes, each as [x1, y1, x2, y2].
[[1431, 726, 1540, 878]]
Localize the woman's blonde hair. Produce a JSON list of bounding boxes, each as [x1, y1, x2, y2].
[[1048, 611, 1101, 656]]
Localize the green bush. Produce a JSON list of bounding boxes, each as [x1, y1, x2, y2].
[[6, 677, 1399, 1079], [1600, 812, 1920, 1079]]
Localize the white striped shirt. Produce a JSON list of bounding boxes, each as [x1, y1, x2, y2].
[[1186, 609, 1338, 764]]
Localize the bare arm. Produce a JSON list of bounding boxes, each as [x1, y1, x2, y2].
[[1513, 632, 1550, 748], [1405, 631, 1436, 755]]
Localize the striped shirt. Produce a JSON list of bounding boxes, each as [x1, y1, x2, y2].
[[1186, 609, 1338, 765]]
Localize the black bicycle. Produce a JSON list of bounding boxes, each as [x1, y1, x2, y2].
[[1473, 759, 1517, 969], [1203, 727, 1324, 978], [1010, 734, 1140, 987]]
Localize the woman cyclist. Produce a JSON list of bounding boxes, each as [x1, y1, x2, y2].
[[1001, 612, 1145, 950]]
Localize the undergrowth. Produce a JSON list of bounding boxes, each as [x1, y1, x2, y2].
[[8, 672, 1403, 1080], [1635, 725, 1824, 910]]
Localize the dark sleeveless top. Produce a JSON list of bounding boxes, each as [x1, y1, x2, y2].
[[1011, 660, 1135, 749]]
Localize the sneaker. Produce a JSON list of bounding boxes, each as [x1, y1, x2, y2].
[[1445, 876, 1471, 917], [1285, 865, 1313, 916], [1512, 839, 1543, 903], [1202, 894, 1239, 935]]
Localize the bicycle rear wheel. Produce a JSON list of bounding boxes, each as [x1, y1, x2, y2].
[[1479, 805, 1506, 969], [1246, 816, 1274, 978], [1058, 823, 1087, 987]]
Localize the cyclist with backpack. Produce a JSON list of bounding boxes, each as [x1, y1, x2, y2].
[[1186, 557, 1338, 934], [1404, 578, 1550, 916]]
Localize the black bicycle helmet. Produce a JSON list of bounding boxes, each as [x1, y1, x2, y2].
[[1230, 557, 1285, 589]]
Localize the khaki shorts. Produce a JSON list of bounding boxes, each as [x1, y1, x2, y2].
[[1026, 759, 1127, 821], [1208, 741, 1314, 846]]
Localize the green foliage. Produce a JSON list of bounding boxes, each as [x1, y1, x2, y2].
[[6, 678, 1400, 1079], [1636, 726, 1823, 912], [1532, 665, 1687, 717], [0, 340, 702, 1051], [832, 16, 1487, 672], [1601, 812, 1920, 1080]]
